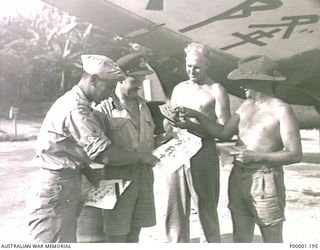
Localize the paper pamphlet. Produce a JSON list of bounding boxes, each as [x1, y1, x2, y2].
[[84, 179, 131, 209], [159, 103, 176, 122], [153, 129, 202, 174]]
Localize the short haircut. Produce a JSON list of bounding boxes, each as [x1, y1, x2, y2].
[[184, 42, 210, 59]]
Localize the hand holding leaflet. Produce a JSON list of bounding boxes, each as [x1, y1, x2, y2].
[[84, 179, 131, 209], [159, 103, 178, 123]]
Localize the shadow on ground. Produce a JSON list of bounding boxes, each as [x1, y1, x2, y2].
[[189, 234, 263, 243]]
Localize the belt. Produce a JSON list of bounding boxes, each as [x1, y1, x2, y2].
[[234, 162, 283, 173]]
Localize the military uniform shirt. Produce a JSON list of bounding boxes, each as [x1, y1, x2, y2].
[[35, 85, 112, 170], [95, 95, 154, 153]]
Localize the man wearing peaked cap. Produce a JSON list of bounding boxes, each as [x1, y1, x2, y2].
[[116, 51, 154, 76], [78, 51, 158, 243], [175, 55, 302, 243], [27, 54, 158, 243]]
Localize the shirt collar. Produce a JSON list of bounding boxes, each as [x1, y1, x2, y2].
[[111, 92, 147, 111], [72, 85, 93, 110]]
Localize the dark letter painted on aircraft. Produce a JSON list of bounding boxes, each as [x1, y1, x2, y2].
[[249, 15, 319, 38], [179, 0, 283, 33], [146, 0, 164, 10], [221, 14, 319, 50], [221, 29, 281, 50]]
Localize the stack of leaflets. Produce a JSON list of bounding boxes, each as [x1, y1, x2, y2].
[[84, 180, 131, 209], [159, 103, 177, 122]]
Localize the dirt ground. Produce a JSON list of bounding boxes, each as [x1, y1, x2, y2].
[[0, 117, 319, 244]]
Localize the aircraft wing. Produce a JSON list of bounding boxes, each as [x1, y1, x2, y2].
[[43, 0, 320, 106]]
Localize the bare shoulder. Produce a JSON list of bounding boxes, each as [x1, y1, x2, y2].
[[271, 98, 296, 120], [209, 82, 228, 95], [236, 99, 254, 114], [172, 80, 190, 93], [272, 98, 292, 112], [174, 80, 189, 88], [210, 82, 226, 90]]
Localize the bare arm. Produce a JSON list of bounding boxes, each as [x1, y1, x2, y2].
[[214, 84, 231, 125], [178, 107, 239, 140], [174, 117, 214, 138], [198, 112, 239, 140]]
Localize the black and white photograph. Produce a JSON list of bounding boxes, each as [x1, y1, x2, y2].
[[0, 0, 319, 249]]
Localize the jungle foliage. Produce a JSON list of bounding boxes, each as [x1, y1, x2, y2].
[[0, 2, 131, 113]]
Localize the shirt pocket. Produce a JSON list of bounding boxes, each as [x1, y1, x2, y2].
[[139, 118, 155, 151], [108, 118, 130, 145]]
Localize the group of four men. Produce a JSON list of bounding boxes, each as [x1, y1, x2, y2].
[[27, 42, 302, 243]]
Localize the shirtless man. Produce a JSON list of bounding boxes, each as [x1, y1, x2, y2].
[[165, 42, 230, 242], [176, 55, 302, 243]]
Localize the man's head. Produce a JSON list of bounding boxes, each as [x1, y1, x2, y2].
[[184, 43, 210, 83], [80, 54, 125, 103], [117, 75, 146, 100], [240, 80, 275, 99], [116, 52, 154, 100], [227, 55, 286, 98]]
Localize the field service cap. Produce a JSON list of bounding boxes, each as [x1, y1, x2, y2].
[[228, 55, 286, 81], [81, 54, 125, 80], [116, 51, 154, 76]]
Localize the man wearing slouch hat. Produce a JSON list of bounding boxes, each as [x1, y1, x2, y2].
[[175, 55, 302, 243]]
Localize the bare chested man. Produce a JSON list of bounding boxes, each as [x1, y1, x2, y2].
[[165, 42, 230, 243], [176, 55, 302, 243]]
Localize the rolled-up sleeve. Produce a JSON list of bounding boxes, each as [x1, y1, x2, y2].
[[66, 108, 112, 160]]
